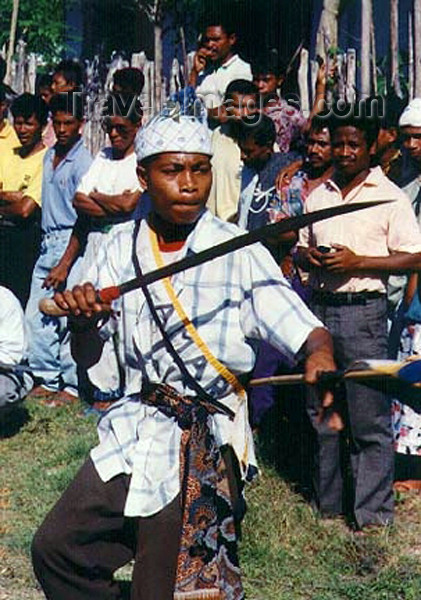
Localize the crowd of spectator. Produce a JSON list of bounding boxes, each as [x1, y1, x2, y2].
[[1, 10, 421, 599]]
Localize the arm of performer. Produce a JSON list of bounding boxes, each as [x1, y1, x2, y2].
[[53, 282, 112, 369], [302, 327, 343, 430]]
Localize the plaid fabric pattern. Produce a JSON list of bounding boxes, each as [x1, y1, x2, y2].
[[87, 210, 322, 517]]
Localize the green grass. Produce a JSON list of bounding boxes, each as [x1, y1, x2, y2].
[[1, 398, 421, 599]]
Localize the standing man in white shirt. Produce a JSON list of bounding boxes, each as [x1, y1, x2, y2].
[[296, 102, 421, 532], [189, 15, 252, 124]]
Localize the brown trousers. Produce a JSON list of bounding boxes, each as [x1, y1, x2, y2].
[[31, 458, 182, 600]]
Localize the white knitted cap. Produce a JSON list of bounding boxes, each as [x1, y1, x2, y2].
[[135, 112, 212, 162], [399, 98, 421, 127]]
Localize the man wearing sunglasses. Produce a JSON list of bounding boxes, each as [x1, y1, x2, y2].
[[51, 94, 143, 407]]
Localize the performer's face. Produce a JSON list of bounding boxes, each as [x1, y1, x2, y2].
[[138, 152, 212, 225]]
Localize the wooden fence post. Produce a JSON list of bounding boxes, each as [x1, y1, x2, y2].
[[346, 49, 356, 103], [390, 0, 402, 97], [361, 0, 372, 98], [414, 0, 421, 96], [409, 10, 414, 99], [298, 47, 309, 116], [5, 0, 19, 86]]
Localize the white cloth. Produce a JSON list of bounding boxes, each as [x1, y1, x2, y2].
[[196, 54, 252, 109], [87, 210, 322, 517], [298, 167, 421, 293], [0, 286, 26, 365], [77, 147, 139, 196], [207, 125, 242, 221], [135, 114, 212, 161], [399, 98, 421, 128]]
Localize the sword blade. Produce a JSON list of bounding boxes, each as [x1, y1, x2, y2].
[[116, 200, 391, 296]]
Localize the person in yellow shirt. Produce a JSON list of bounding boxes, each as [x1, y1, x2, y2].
[[0, 85, 20, 155], [0, 93, 48, 306]]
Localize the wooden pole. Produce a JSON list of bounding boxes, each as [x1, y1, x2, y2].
[[346, 49, 357, 103], [370, 4, 378, 95], [390, 0, 402, 97], [152, 0, 163, 112], [298, 47, 310, 117], [5, 0, 19, 86], [361, 0, 372, 98], [409, 10, 414, 99], [249, 370, 394, 387], [414, 0, 421, 96]]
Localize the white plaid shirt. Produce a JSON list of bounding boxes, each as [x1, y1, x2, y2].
[[87, 210, 322, 516]]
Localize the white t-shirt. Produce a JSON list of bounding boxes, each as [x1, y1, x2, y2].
[[0, 286, 26, 365], [196, 54, 252, 109], [77, 147, 140, 196]]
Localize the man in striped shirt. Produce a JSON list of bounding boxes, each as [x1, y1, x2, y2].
[[32, 111, 335, 600]]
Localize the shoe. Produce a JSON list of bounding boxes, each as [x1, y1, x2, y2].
[[27, 385, 57, 400], [41, 390, 79, 408]]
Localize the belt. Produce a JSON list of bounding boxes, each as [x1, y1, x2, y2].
[[312, 290, 385, 306]]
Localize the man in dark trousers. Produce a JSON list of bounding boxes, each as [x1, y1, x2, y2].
[[297, 102, 421, 531], [32, 110, 336, 599]]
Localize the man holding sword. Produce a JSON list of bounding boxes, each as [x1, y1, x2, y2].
[[32, 109, 336, 600]]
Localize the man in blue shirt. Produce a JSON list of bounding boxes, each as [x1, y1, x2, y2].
[[25, 92, 92, 405]]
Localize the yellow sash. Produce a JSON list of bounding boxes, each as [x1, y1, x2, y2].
[[149, 226, 246, 400]]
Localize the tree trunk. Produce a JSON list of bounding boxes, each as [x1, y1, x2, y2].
[[414, 0, 421, 96], [390, 0, 402, 96], [5, 0, 20, 86], [361, 0, 372, 98]]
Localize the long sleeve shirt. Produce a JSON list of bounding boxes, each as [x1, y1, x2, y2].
[[84, 210, 322, 517]]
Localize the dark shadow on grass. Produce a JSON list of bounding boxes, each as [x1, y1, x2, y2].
[[0, 404, 30, 438], [255, 376, 316, 502]]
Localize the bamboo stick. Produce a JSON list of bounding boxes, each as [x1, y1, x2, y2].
[[249, 370, 391, 387]]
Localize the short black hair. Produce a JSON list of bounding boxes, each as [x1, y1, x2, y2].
[[54, 59, 84, 88], [327, 100, 380, 149], [0, 84, 6, 104], [237, 113, 276, 147], [102, 94, 143, 124], [224, 79, 259, 101], [49, 91, 84, 121], [252, 57, 286, 79], [113, 68, 145, 95], [37, 73, 52, 91], [202, 12, 236, 36], [376, 93, 406, 130], [308, 114, 330, 135], [11, 93, 48, 127]]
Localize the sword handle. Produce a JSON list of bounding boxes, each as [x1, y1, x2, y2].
[[39, 286, 121, 316], [39, 297, 68, 316]]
